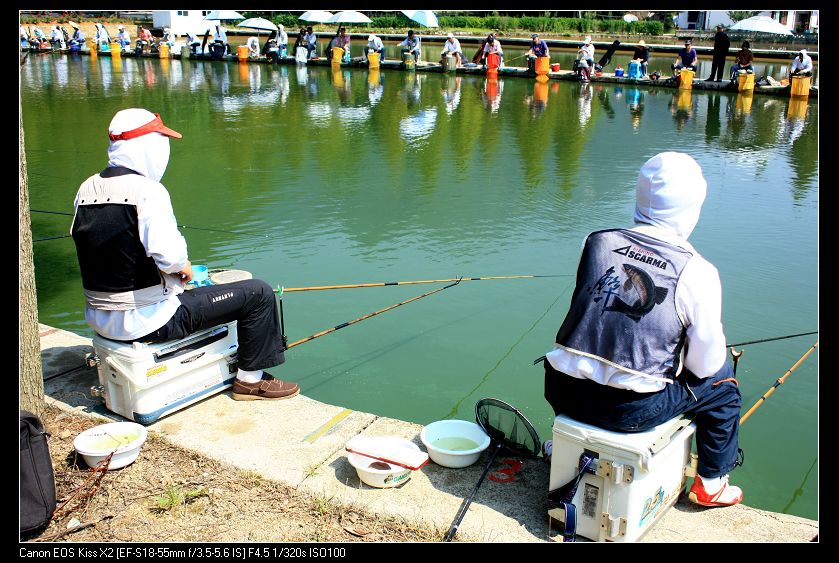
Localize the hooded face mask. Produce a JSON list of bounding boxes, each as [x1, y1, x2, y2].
[[634, 152, 707, 239], [106, 109, 182, 183]]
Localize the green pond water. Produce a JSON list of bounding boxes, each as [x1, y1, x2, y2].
[[21, 50, 818, 520]]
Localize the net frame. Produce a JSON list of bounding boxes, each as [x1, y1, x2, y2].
[[475, 397, 541, 458]]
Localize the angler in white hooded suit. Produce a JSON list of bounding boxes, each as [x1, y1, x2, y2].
[[71, 108, 299, 401], [543, 152, 743, 507]]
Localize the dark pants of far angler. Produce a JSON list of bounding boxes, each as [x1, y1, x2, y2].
[[544, 359, 741, 478]]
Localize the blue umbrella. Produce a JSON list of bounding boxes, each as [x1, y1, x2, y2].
[[402, 10, 439, 28]]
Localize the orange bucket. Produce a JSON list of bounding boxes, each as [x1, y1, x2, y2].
[[535, 56, 550, 75], [486, 52, 500, 70], [237, 45, 249, 62]]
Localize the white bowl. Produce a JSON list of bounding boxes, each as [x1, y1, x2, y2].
[[73, 422, 148, 470], [346, 437, 417, 488], [420, 420, 491, 468]]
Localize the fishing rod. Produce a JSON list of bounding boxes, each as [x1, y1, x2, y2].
[[727, 331, 818, 348], [277, 274, 567, 294], [29, 209, 252, 237], [282, 278, 462, 350], [740, 340, 818, 425]]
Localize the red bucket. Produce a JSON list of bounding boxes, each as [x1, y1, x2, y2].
[[551, 63, 560, 72], [486, 52, 500, 70]]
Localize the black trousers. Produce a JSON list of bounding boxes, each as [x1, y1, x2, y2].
[[708, 54, 726, 81], [138, 279, 286, 372]]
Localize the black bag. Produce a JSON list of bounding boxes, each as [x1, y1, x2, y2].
[[20, 410, 57, 535]]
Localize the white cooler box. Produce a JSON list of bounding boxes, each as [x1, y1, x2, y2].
[[91, 322, 239, 425], [548, 414, 696, 542]]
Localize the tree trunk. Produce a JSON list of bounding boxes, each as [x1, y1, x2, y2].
[[19, 80, 45, 415]]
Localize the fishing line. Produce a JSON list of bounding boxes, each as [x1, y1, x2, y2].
[[445, 278, 574, 420]]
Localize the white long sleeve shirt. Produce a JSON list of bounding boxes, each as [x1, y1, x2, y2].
[[791, 54, 813, 73], [546, 223, 727, 393]]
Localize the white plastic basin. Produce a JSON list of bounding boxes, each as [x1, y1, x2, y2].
[[420, 420, 490, 468], [73, 422, 148, 470]]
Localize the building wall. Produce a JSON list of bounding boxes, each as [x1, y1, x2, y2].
[[152, 10, 216, 36]]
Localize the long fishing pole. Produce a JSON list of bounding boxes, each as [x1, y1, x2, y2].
[[739, 340, 818, 425], [727, 331, 818, 348], [277, 275, 566, 294], [283, 278, 462, 350], [29, 209, 251, 237]]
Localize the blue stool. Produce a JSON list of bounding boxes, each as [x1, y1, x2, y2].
[[628, 60, 643, 80]]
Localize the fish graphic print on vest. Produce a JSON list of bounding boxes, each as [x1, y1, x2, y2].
[[556, 228, 693, 381]]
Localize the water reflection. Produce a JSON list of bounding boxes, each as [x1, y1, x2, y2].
[[626, 87, 644, 131], [398, 72, 422, 107], [399, 106, 438, 144], [577, 82, 592, 127], [367, 69, 383, 106], [442, 75, 462, 115], [481, 77, 502, 114], [704, 93, 721, 143], [735, 91, 754, 114], [670, 90, 693, 131]]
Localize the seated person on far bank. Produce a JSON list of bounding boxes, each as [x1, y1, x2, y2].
[[364, 33, 385, 64], [116, 25, 131, 49], [672, 39, 697, 75], [543, 152, 744, 509], [304, 26, 317, 59], [790, 49, 813, 78], [71, 108, 300, 401], [526, 33, 549, 73], [246, 36, 260, 57], [729, 41, 754, 82], [440, 32, 464, 67], [631, 39, 649, 76], [185, 30, 203, 54], [483, 33, 504, 67], [400, 30, 421, 62]]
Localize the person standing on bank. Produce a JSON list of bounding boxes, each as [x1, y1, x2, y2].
[[543, 152, 744, 507], [70, 108, 299, 401], [705, 24, 730, 82]]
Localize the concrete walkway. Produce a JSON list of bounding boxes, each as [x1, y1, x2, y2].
[[38, 324, 818, 542]]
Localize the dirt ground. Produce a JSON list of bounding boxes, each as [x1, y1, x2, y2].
[[22, 404, 449, 543]]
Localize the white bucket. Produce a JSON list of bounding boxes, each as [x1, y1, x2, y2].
[[73, 422, 148, 469]]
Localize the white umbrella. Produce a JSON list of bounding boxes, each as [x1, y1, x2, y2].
[[300, 10, 334, 23], [203, 10, 245, 21], [729, 15, 793, 35], [622, 13, 639, 23], [328, 11, 372, 24], [238, 17, 278, 32], [402, 10, 439, 28]]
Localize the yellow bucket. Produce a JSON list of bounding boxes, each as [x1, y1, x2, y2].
[[237, 45, 248, 61], [737, 72, 754, 92], [736, 92, 753, 113], [402, 51, 416, 70], [331, 46, 344, 67], [109, 42, 121, 57], [159, 43, 170, 58], [367, 51, 380, 69], [791, 75, 811, 98], [535, 56, 550, 76], [678, 68, 694, 90]]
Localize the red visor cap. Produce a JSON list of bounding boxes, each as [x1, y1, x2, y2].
[[108, 113, 183, 141]]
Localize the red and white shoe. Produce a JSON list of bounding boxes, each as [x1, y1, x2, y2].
[[688, 475, 743, 507]]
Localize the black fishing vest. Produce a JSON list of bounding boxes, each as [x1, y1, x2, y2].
[[71, 167, 174, 309], [555, 229, 693, 381]]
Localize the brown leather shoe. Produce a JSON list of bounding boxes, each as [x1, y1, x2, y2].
[[232, 372, 299, 401]]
